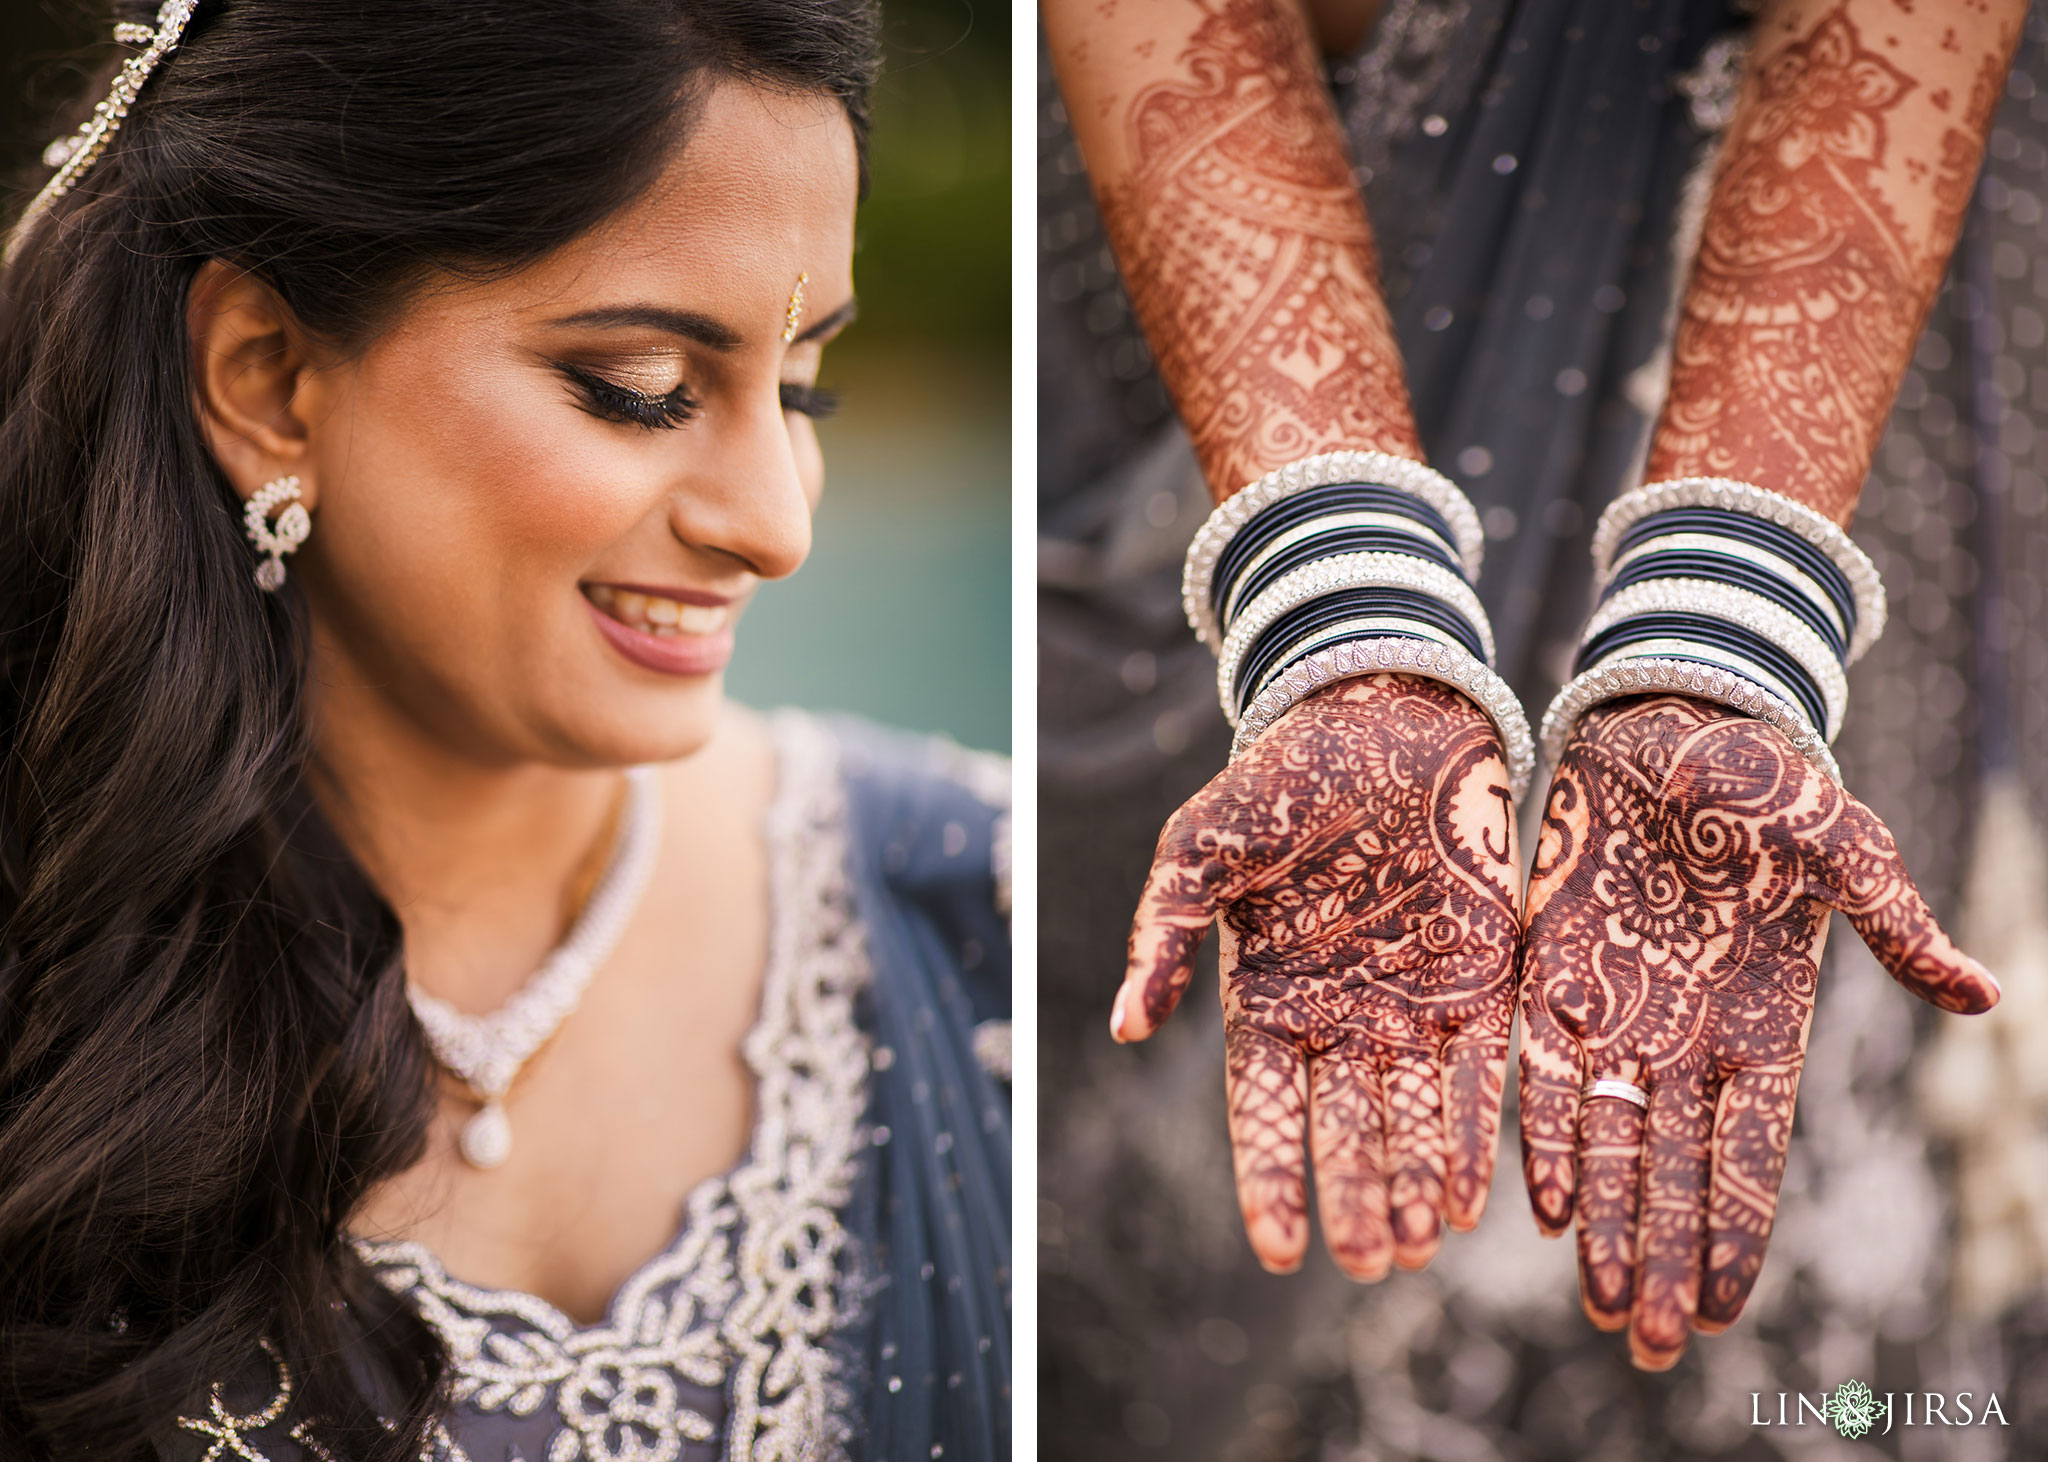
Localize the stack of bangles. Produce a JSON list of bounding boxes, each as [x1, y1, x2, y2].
[[1181, 450, 1536, 802], [1540, 475, 1885, 786], [1180, 459, 1888, 811]]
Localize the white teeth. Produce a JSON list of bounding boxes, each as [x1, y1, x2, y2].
[[586, 585, 728, 637]]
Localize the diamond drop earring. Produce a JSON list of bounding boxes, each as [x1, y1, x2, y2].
[[244, 475, 311, 592]]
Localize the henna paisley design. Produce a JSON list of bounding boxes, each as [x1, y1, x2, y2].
[[1519, 695, 1999, 1370], [1647, 0, 2023, 521], [1049, 0, 1423, 498], [1113, 677, 1519, 1278]]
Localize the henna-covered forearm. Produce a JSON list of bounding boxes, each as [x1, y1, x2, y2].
[[1116, 676, 1518, 1275], [1519, 695, 1997, 1369], [1646, 0, 2025, 523], [1044, 0, 1421, 500]]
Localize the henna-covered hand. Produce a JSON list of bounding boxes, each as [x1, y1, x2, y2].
[[1113, 676, 1520, 1278], [1519, 695, 1999, 1369]]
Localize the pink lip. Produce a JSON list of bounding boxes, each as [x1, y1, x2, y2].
[[583, 596, 734, 678]]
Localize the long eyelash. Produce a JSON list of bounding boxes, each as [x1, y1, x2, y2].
[[558, 363, 699, 429], [780, 383, 841, 420]]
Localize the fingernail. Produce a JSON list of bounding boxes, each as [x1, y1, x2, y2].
[[1110, 984, 1130, 1043]]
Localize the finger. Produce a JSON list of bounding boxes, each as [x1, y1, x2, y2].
[[1818, 793, 2000, 1015], [1441, 1002, 1511, 1232], [1516, 949, 1587, 1237], [1628, 1072, 1714, 1371], [1697, 1064, 1801, 1334], [1574, 1082, 1646, 1331], [1308, 1050, 1392, 1280], [1224, 1023, 1311, 1273], [1113, 834, 1224, 1044], [1380, 1052, 1448, 1268]]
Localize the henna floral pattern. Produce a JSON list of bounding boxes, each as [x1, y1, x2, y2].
[[1519, 695, 1999, 1370], [1079, 0, 1423, 495], [1114, 676, 1518, 1277], [1648, 1, 2021, 519]]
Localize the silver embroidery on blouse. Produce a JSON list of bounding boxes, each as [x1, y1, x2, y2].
[[355, 1176, 738, 1460], [176, 1339, 471, 1462], [719, 710, 872, 1462]]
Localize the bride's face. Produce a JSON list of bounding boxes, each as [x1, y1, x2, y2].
[[290, 80, 858, 767]]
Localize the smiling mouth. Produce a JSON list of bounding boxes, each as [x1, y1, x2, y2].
[[583, 583, 731, 637]]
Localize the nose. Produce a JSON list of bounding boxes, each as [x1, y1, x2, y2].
[[666, 389, 813, 581]]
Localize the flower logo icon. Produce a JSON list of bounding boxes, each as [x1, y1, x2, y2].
[[1826, 1379, 1880, 1439]]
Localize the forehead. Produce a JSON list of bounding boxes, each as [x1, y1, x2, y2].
[[429, 79, 860, 331], [598, 78, 860, 276]]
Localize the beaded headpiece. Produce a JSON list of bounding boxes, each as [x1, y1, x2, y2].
[[3, 0, 200, 265]]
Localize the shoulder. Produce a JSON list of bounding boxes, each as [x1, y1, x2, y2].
[[776, 708, 1010, 902], [774, 709, 1011, 1036]]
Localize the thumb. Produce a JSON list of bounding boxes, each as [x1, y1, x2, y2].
[[1817, 792, 2001, 1015], [1112, 825, 1227, 1044]]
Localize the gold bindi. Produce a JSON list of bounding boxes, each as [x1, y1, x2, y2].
[[782, 272, 809, 343]]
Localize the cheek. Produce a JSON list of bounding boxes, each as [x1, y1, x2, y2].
[[323, 351, 649, 600]]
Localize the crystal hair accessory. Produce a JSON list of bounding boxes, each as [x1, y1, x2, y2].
[[244, 476, 311, 592], [407, 766, 663, 1169], [4, 1, 201, 267], [782, 272, 809, 343]]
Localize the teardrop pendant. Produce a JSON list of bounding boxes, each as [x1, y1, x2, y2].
[[459, 1100, 512, 1169]]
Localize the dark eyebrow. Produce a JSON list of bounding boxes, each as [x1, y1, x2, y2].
[[794, 297, 857, 344], [547, 295, 857, 349], [550, 306, 745, 350]]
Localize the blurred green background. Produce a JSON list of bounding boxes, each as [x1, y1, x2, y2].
[[0, 0, 1011, 753]]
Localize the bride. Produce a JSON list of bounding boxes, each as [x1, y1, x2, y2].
[[0, 2, 1010, 1459]]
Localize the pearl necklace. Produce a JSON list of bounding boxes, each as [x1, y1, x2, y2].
[[407, 766, 663, 1169]]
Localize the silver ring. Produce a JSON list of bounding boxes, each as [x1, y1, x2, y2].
[[1583, 1077, 1650, 1110]]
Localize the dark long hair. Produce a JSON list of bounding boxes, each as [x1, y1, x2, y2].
[[0, 2, 878, 1456]]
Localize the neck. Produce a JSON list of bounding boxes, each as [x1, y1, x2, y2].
[[305, 670, 633, 1015]]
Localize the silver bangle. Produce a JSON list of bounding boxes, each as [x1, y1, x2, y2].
[[1215, 551, 1495, 719], [1540, 655, 1842, 784], [1607, 529, 1852, 649], [1183, 451, 1484, 653], [1575, 639, 1820, 739], [1218, 507, 1460, 628], [1231, 636, 1536, 802], [1590, 477, 1885, 664], [1580, 577, 1849, 740]]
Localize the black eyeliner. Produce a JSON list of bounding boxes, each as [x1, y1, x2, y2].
[[554, 360, 699, 429]]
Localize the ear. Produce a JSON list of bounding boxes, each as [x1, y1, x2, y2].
[[187, 259, 330, 509]]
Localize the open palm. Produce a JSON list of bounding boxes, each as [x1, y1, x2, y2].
[[1519, 694, 2000, 1368], [1113, 675, 1520, 1277]]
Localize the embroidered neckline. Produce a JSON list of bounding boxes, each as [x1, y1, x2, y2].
[[352, 709, 873, 1462]]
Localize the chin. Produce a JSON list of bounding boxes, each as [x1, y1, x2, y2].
[[547, 676, 729, 769]]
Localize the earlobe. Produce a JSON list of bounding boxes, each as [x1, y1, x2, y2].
[[186, 259, 323, 510]]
